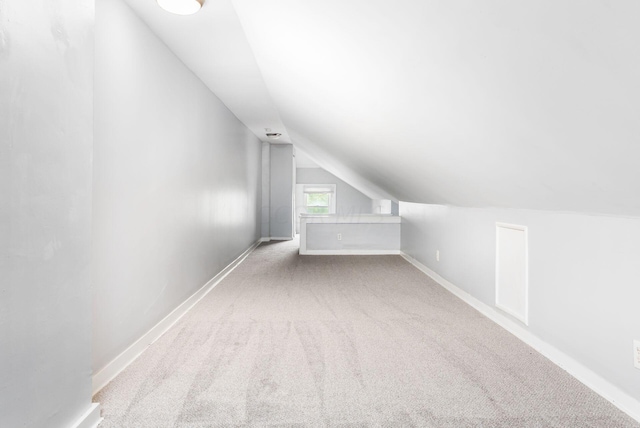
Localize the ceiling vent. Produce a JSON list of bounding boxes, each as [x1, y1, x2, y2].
[[266, 133, 282, 139]]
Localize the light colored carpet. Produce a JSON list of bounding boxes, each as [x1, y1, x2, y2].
[[94, 238, 638, 427]]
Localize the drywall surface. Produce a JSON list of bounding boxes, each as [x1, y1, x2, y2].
[[306, 224, 400, 251], [261, 142, 271, 237], [297, 168, 373, 217], [93, 0, 261, 373], [391, 201, 399, 216], [269, 144, 294, 239], [122, 0, 293, 146], [0, 1, 95, 427], [233, 0, 640, 216], [400, 202, 640, 403]]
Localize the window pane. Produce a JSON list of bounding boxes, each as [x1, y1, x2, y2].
[[305, 193, 330, 207], [307, 206, 330, 214]]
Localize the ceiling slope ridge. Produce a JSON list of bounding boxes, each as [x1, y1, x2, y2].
[[400, 202, 640, 222], [123, 0, 395, 202], [230, 0, 399, 203], [288, 130, 398, 202], [123, 0, 292, 144], [229, 0, 640, 217], [224, 0, 293, 143], [119, 0, 211, 89]]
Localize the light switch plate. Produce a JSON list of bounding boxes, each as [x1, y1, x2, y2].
[[634, 340, 640, 369]]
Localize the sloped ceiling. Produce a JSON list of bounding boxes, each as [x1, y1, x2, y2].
[[124, 0, 640, 216], [123, 0, 395, 201]]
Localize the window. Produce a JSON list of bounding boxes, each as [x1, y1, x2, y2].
[[305, 192, 331, 214], [303, 185, 336, 215]]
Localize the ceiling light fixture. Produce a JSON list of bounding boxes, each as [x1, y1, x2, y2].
[[157, 0, 203, 15], [266, 133, 282, 139]]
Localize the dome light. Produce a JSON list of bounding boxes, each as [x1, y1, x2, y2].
[[157, 0, 203, 15]]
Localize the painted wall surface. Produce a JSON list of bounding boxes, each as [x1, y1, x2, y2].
[[297, 167, 372, 217], [400, 202, 640, 403], [306, 224, 400, 251], [261, 142, 271, 237], [0, 1, 94, 427], [93, 0, 261, 373], [269, 145, 294, 239], [233, 0, 640, 217]]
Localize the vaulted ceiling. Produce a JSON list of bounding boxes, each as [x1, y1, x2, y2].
[[124, 0, 640, 216]]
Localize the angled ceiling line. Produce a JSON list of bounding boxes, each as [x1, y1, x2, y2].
[[230, 0, 400, 202]]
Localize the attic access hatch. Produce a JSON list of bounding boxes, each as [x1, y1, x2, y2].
[[495, 223, 529, 325]]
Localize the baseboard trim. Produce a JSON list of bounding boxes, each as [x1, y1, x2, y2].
[[92, 239, 263, 396], [70, 403, 102, 428], [400, 252, 640, 424], [301, 249, 401, 255], [268, 236, 294, 241]]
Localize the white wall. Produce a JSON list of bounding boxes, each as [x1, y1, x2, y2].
[[306, 223, 399, 251], [0, 1, 95, 427], [93, 0, 262, 373], [401, 202, 640, 406], [301, 216, 401, 254], [269, 144, 294, 239], [297, 167, 373, 216], [261, 142, 271, 237]]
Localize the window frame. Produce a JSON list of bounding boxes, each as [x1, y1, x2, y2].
[[302, 184, 336, 215]]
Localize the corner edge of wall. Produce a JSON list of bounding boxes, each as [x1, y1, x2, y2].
[[400, 252, 640, 425], [70, 403, 102, 428], [91, 238, 263, 397]]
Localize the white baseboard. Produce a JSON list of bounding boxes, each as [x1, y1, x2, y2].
[[268, 236, 294, 241], [92, 239, 263, 396], [400, 252, 640, 424], [70, 403, 101, 428], [301, 249, 401, 255]]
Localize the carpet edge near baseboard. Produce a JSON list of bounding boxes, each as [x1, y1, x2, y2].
[[91, 238, 264, 397], [399, 252, 640, 425]]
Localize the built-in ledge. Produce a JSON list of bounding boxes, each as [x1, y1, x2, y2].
[[299, 214, 401, 255]]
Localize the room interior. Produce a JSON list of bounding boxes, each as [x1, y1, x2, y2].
[[2, 0, 640, 426]]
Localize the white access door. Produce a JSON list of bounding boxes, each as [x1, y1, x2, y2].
[[495, 223, 528, 325]]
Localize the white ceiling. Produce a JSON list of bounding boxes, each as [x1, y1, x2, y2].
[[124, 0, 640, 216], [123, 0, 393, 200], [295, 147, 319, 169], [122, 0, 290, 143]]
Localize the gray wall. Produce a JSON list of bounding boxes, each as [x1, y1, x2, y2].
[[297, 167, 372, 216], [306, 224, 400, 251], [269, 145, 294, 239], [0, 1, 94, 427], [93, 0, 262, 373], [401, 202, 640, 403], [261, 142, 271, 237]]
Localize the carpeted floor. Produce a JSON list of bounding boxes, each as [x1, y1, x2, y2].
[[94, 239, 638, 427]]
